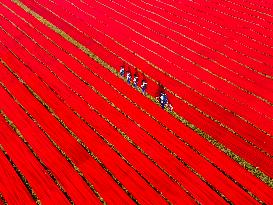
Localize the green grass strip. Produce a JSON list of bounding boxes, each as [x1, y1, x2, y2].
[[1, 6, 262, 201], [11, 0, 273, 190]]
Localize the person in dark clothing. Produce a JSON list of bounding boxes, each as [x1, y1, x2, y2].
[[141, 79, 147, 94], [133, 73, 139, 88], [160, 92, 168, 109], [126, 71, 132, 84], [120, 65, 125, 77]]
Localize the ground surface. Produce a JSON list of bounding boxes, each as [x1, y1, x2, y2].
[[0, 0, 273, 204]]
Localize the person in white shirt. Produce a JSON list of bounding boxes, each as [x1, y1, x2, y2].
[[126, 71, 132, 84], [133, 74, 139, 88], [141, 79, 147, 94]]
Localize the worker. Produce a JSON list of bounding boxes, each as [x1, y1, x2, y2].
[[141, 79, 147, 94], [126, 71, 132, 84], [120, 65, 125, 77], [160, 92, 168, 109], [133, 74, 139, 87]]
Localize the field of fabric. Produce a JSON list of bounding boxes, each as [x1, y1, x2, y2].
[[0, 0, 273, 204]]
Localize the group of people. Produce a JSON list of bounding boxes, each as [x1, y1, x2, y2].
[[120, 64, 173, 111], [120, 65, 148, 94]]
